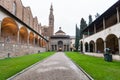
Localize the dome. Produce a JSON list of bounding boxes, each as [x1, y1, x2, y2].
[[55, 27, 66, 35]]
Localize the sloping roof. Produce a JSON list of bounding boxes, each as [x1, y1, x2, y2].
[[55, 27, 65, 34], [83, 0, 120, 32], [55, 29, 65, 34]]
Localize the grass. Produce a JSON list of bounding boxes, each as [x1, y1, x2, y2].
[[65, 52, 120, 80], [0, 52, 55, 80]]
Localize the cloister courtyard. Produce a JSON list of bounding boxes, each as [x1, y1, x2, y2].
[[0, 52, 120, 80]]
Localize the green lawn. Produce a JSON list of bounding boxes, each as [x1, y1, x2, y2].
[[0, 52, 54, 80], [65, 52, 120, 80]]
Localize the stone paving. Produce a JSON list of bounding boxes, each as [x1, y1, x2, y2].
[[10, 52, 90, 80]]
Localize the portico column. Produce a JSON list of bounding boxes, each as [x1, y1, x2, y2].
[[116, 7, 120, 23], [103, 18, 106, 29], [94, 24, 96, 33], [87, 43, 90, 52], [118, 38, 120, 55], [95, 42, 97, 53], [83, 35, 85, 53], [104, 41, 106, 50], [27, 36, 29, 46], [33, 37, 35, 46], [17, 31, 20, 44], [0, 21, 1, 37], [88, 29, 90, 36]]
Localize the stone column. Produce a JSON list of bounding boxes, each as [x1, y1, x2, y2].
[[17, 31, 20, 44], [27, 36, 29, 46], [104, 41, 106, 51], [83, 35, 85, 53], [88, 29, 90, 36], [88, 44, 90, 52], [116, 7, 120, 23], [95, 42, 97, 53], [94, 24, 96, 33], [0, 21, 1, 37], [118, 38, 120, 55], [103, 18, 106, 29], [33, 37, 35, 47]]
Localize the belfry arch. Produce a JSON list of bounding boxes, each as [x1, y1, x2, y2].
[[19, 26, 28, 44], [106, 34, 119, 54], [1, 17, 18, 43]]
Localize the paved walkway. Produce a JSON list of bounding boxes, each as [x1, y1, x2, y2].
[[9, 52, 90, 80]]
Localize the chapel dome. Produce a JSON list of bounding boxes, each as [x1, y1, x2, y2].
[[55, 27, 66, 35]]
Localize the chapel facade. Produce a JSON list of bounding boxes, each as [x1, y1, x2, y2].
[[50, 27, 71, 51]]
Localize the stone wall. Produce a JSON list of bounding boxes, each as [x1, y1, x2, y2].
[[0, 42, 46, 59]]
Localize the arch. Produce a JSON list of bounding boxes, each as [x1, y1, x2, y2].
[[89, 40, 95, 52], [80, 41, 83, 52], [38, 38, 41, 47], [85, 42, 88, 52], [1, 17, 18, 43], [105, 34, 119, 54], [96, 38, 104, 53], [58, 41, 63, 51], [29, 32, 34, 45], [35, 35, 38, 45], [19, 26, 28, 44]]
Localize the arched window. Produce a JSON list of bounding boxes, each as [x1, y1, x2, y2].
[[13, 2, 16, 15]]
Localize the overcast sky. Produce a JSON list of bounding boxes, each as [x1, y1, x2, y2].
[[21, 0, 118, 36]]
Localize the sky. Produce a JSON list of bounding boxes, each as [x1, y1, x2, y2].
[[21, 0, 118, 36]]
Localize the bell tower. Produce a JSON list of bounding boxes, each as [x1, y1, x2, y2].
[[49, 4, 54, 36]]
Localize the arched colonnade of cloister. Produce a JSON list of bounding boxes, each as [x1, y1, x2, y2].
[[80, 34, 119, 55], [0, 17, 47, 58], [0, 17, 46, 47]]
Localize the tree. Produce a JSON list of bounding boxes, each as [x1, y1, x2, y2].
[[95, 13, 100, 19], [80, 18, 87, 30], [88, 14, 93, 25], [79, 18, 87, 39], [75, 24, 80, 51]]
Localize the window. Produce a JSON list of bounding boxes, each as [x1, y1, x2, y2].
[[13, 2, 16, 15]]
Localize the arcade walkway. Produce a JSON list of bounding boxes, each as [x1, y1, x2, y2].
[[8, 52, 90, 80]]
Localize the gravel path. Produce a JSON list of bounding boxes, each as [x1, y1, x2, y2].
[[10, 52, 90, 80]]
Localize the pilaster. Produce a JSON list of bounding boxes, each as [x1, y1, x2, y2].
[[103, 18, 106, 29], [116, 7, 120, 23]]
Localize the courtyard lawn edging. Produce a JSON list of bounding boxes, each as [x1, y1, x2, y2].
[[65, 52, 120, 80], [0, 52, 55, 80]]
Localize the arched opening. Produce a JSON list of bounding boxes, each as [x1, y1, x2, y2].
[[35, 35, 38, 45], [29, 32, 34, 45], [85, 42, 88, 52], [19, 26, 28, 44], [106, 34, 119, 54], [89, 41, 95, 52], [38, 38, 41, 47], [58, 41, 63, 51], [96, 38, 104, 53], [80, 41, 83, 52], [1, 17, 18, 43]]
